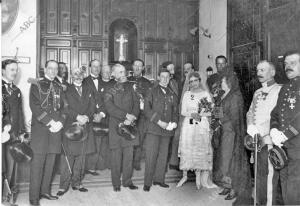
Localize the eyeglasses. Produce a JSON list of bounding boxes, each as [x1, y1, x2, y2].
[[189, 79, 199, 84]]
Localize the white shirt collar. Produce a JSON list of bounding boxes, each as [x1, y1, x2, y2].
[[45, 74, 54, 81], [2, 77, 12, 84], [56, 76, 63, 83], [73, 82, 82, 87]]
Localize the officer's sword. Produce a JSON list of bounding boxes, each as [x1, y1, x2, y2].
[[61, 143, 72, 174], [253, 133, 259, 206]]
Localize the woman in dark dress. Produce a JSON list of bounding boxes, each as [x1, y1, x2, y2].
[[210, 68, 252, 205]]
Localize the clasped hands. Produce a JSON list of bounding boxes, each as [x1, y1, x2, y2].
[[76, 115, 89, 126], [93, 112, 106, 123], [124, 113, 137, 125], [48, 120, 63, 133], [157, 120, 177, 131]]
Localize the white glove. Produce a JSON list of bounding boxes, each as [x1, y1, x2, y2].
[[270, 128, 288, 147], [77, 115, 89, 125], [166, 122, 173, 131], [247, 125, 259, 137], [49, 121, 63, 133], [166, 122, 177, 131], [171, 122, 177, 129], [126, 113, 136, 121], [2, 124, 11, 143]]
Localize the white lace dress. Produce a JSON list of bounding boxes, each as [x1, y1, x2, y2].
[[178, 90, 213, 171]]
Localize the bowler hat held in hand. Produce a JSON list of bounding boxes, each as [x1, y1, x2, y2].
[[65, 122, 88, 142]]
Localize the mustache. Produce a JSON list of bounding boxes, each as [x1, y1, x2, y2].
[[257, 75, 263, 78], [285, 68, 293, 72]]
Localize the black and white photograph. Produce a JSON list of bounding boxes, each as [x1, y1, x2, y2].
[[1, 0, 300, 205]]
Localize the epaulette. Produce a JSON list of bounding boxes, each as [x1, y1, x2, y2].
[[27, 77, 42, 85]]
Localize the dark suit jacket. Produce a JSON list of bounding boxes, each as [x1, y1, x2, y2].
[[29, 78, 66, 154], [2, 80, 25, 138], [144, 84, 178, 137], [104, 81, 140, 149], [63, 84, 96, 155], [83, 75, 105, 114]]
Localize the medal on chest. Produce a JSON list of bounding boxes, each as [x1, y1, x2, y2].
[[257, 91, 268, 102], [287, 95, 296, 110], [190, 94, 194, 100]]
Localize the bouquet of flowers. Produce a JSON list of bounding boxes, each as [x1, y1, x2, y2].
[[198, 97, 213, 113]]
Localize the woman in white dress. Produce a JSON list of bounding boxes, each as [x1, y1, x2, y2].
[[176, 72, 214, 190]]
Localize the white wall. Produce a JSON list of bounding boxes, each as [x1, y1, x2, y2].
[[2, 0, 38, 131], [198, 0, 227, 82]]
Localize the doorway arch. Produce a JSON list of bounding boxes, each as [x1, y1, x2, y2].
[[109, 18, 138, 63]]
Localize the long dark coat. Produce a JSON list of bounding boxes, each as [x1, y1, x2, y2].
[[212, 89, 252, 205], [62, 84, 96, 155], [104, 81, 140, 149]]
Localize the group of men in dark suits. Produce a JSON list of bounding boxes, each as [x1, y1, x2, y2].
[[1, 57, 185, 206]]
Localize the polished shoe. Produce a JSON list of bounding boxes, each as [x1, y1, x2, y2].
[[40, 193, 58, 200], [219, 188, 230, 196], [113, 186, 121, 192], [143, 185, 150, 192], [124, 184, 138, 190], [72, 186, 88, 192], [29, 200, 40, 206], [85, 170, 99, 176], [153, 182, 169, 188], [225, 190, 237, 200], [56, 189, 68, 196]]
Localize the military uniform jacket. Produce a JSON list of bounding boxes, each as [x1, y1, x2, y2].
[[63, 84, 96, 155], [247, 80, 282, 137], [83, 75, 105, 114], [104, 81, 140, 149], [144, 84, 179, 137], [2, 80, 25, 139], [271, 77, 300, 155], [29, 77, 66, 154]]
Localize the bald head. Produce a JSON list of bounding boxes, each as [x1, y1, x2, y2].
[[256, 60, 276, 83], [112, 64, 127, 82], [101, 65, 111, 81]]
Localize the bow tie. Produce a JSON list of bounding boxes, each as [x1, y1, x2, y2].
[[91, 76, 98, 80]]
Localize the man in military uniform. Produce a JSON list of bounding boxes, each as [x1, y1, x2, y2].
[[128, 59, 152, 171], [2, 59, 26, 206], [104, 64, 140, 192], [246, 60, 282, 205], [270, 50, 300, 205], [143, 67, 178, 192], [54, 62, 69, 91], [83, 59, 106, 176], [29, 60, 66, 206]]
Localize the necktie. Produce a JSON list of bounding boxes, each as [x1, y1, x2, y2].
[[7, 83, 13, 95], [75, 85, 82, 96]]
